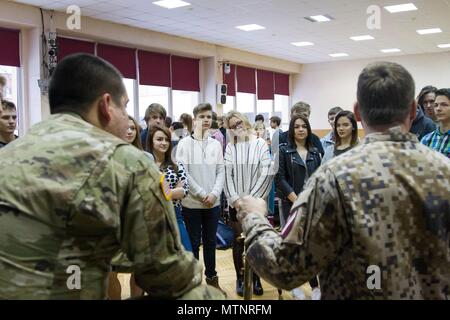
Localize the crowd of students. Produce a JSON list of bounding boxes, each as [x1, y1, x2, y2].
[[101, 81, 448, 299], [1, 66, 449, 299]]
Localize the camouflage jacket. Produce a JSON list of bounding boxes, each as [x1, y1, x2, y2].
[[242, 127, 450, 299], [0, 113, 216, 300]]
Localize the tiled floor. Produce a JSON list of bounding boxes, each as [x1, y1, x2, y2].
[[118, 248, 312, 300]]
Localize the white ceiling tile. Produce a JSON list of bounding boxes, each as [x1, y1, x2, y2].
[[14, 0, 450, 63]]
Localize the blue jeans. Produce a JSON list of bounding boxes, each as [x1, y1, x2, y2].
[[182, 206, 220, 279], [175, 206, 192, 252]]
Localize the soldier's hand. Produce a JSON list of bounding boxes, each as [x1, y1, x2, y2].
[[237, 196, 267, 222]]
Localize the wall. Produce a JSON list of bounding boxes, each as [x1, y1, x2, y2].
[[292, 51, 450, 130], [0, 1, 301, 130]]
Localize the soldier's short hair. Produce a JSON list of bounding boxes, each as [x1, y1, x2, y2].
[[144, 103, 166, 122], [435, 88, 450, 101], [328, 106, 343, 117], [1, 100, 16, 112], [357, 62, 415, 126], [49, 53, 126, 115], [291, 101, 311, 117], [193, 103, 212, 118]]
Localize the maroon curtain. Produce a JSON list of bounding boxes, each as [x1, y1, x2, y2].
[[257, 69, 274, 100], [274, 72, 290, 95], [223, 63, 236, 96], [57, 37, 95, 61], [138, 50, 171, 87], [97, 43, 136, 79], [0, 28, 20, 67], [236, 66, 256, 94], [171, 55, 200, 92]]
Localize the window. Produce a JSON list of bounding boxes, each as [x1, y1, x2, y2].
[[0, 65, 18, 106], [123, 78, 135, 118], [275, 94, 290, 131], [138, 85, 169, 128], [223, 96, 235, 114], [1, 65, 19, 136], [236, 92, 255, 123], [256, 99, 273, 125], [172, 90, 199, 122]]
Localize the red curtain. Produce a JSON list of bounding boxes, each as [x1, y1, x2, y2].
[[274, 72, 290, 96], [257, 69, 274, 100], [97, 43, 136, 79], [57, 37, 95, 62], [138, 50, 171, 87], [0, 28, 20, 67], [222, 63, 235, 96], [171, 55, 200, 92], [236, 66, 256, 94]]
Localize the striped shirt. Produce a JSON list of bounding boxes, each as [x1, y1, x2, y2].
[[420, 127, 450, 158], [224, 137, 273, 207]]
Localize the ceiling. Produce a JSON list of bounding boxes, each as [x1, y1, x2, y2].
[[14, 0, 450, 64]]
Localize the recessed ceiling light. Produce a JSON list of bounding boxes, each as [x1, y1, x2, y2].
[[417, 28, 442, 35], [305, 15, 333, 22], [235, 24, 266, 31], [350, 35, 375, 41], [384, 3, 418, 13], [329, 53, 348, 58], [291, 42, 314, 47], [381, 48, 401, 53], [438, 44, 450, 48], [152, 0, 190, 9]]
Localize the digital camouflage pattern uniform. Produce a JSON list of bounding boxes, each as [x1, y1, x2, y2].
[[0, 113, 224, 300], [241, 127, 450, 299]]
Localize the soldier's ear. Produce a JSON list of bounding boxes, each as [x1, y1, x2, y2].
[[409, 100, 417, 123], [98, 94, 113, 124], [353, 102, 362, 122]]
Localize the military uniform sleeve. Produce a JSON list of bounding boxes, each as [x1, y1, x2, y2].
[[115, 147, 202, 299], [241, 166, 345, 290]]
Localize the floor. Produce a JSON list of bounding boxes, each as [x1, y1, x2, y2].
[[118, 248, 312, 300]]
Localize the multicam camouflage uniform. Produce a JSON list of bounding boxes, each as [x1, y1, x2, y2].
[[241, 127, 450, 299], [0, 113, 224, 300]]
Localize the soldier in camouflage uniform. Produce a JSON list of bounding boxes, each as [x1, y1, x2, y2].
[[0, 53, 224, 300], [237, 62, 450, 299]]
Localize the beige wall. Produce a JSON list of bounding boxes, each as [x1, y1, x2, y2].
[[292, 51, 450, 130], [0, 1, 301, 130], [3, 1, 449, 132]]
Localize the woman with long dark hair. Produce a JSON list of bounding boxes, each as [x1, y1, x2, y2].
[[179, 113, 193, 137], [322, 111, 359, 164], [417, 85, 438, 122], [147, 125, 192, 252], [275, 114, 322, 300]]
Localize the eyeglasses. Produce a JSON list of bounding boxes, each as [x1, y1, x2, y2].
[[229, 120, 243, 130]]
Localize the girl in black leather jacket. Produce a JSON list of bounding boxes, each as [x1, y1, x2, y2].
[[275, 114, 322, 299]]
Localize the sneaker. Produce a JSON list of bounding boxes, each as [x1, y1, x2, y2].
[[235, 278, 243, 297], [253, 275, 264, 296], [311, 287, 321, 300], [206, 276, 227, 297], [291, 287, 306, 300]]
